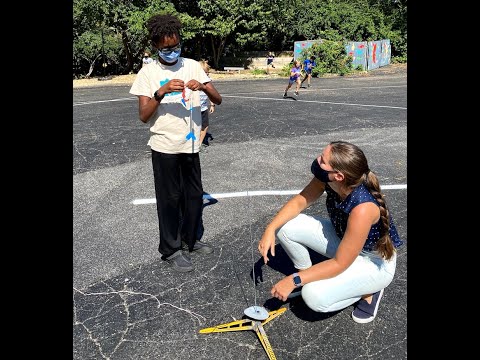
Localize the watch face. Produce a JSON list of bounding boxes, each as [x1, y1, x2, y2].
[[293, 275, 301, 286]]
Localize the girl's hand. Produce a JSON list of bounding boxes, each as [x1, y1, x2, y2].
[[258, 229, 276, 264], [271, 276, 296, 301]]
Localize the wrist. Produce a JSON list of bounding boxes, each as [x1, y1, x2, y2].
[[292, 272, 302, 287], [153, 90, 164, 102], [265, 225, 276, 235]]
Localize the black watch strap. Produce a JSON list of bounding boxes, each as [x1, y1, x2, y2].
[[153, 90, 163, 102]]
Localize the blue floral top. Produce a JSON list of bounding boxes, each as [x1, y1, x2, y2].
[[324, 183, 403, 252]]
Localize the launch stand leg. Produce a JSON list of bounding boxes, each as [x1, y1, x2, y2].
[[199, 307, 287, 360]]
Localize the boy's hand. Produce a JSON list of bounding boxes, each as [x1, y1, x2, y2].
[[185, 79, 205, 91]]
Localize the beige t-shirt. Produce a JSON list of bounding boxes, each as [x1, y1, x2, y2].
[[129, 58, 210, 154]]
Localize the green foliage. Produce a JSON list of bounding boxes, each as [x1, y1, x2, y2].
[[73, 28, 124, 77], [73, 0, 407, 77], [74, 0, 177, 76], [280, 61, 293, 77], [251, 68, 267, 75], [300, 40, 353, 76], [295, 0, 386, 42], [391, 55, 407, 64], [197, 0, 276, 68]]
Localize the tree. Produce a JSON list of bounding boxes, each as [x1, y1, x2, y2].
[[197, 0, 273, 68], [73, 0, 178, 76], [73, 0, 407, 77]]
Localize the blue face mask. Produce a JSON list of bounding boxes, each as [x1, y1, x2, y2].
[[158, 49, 181, 63], [311, 158, 334, 183]]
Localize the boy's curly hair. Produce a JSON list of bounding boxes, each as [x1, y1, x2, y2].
[[147, 14, 182, 44]]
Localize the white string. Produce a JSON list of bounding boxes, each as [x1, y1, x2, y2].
[[248, 190, 258, 309]]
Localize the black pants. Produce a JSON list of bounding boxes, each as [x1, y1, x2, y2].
[[151, 150, 203, 258]]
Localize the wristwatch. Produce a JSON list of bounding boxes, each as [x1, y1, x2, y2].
[[153, 90, 163, 102], [292, 273, 302, 287]]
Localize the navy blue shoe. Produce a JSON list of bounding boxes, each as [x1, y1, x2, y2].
[[351, 288, 384, 323]]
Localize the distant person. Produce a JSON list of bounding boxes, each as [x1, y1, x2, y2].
[[258, 141, 403, 323], [142, 52, 153, 67], [129, 13, 222, 272], [198, 60, 216, 148], [266, 53, 275, 72], [283, 60, 302, 97], [300, 55, 316, 88]]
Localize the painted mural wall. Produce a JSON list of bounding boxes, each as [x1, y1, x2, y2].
[[345, 41, 368, 70], [293, 40, 322, 60], [346, 39, 390, 70], [295, 39, 391, 71]]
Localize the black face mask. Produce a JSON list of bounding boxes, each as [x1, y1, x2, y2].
[[311, 158, 333, 183]]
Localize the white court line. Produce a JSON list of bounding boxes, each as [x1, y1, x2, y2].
[[73, 97, 137, 106], [232, 84, 407, 96], [132, 184, 407, 205], [73, 85, 406, 108], [221, 95, 406, 110], [74, 95, 406, 110]]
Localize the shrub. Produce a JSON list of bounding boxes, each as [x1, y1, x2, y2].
[[299, 40, 353, 77], [251, 68, 267, 75]]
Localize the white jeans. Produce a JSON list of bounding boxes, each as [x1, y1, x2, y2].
[[276, 213, 397, 312]]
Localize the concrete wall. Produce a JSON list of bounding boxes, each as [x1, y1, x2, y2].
[[221, 53, 294, 70], [248, 56, 293, 69]]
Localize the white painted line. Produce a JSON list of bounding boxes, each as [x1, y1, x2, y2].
[[232, 85, 407, 96], [73, 85, 406, 108], [131, 184, 407, 205], [73, 97, 137, 106], [221, 95, 407, 110]]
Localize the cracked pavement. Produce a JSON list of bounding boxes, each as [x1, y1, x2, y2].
[[73, 67, 407, 359]]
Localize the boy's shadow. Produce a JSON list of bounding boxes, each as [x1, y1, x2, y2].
[[250, 244, 341, 322], [283, 96, 297, 101]]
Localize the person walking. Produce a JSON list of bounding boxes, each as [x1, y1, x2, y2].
[[129, 14, 222, 272], [258, 141, 403, 323], [266, 53, 275, 73]]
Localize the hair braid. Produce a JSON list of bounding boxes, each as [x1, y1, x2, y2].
[[329, 141, 395, 260], [364, 171, 394, 259]]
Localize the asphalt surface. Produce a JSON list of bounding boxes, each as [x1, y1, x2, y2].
[[73, 67, 407, 359]]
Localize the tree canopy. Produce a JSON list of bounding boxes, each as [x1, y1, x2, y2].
[[73, 0, 407, 78]]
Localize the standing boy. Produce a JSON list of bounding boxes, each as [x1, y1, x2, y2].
[[129, 14, 222, 272]]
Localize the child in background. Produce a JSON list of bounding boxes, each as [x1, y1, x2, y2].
[[142, 51, 153, 67], [300, 55, 317, 88], [266, 53, 275, 73], [199, 60, 216, 147], [283, 60, 302, 97]]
